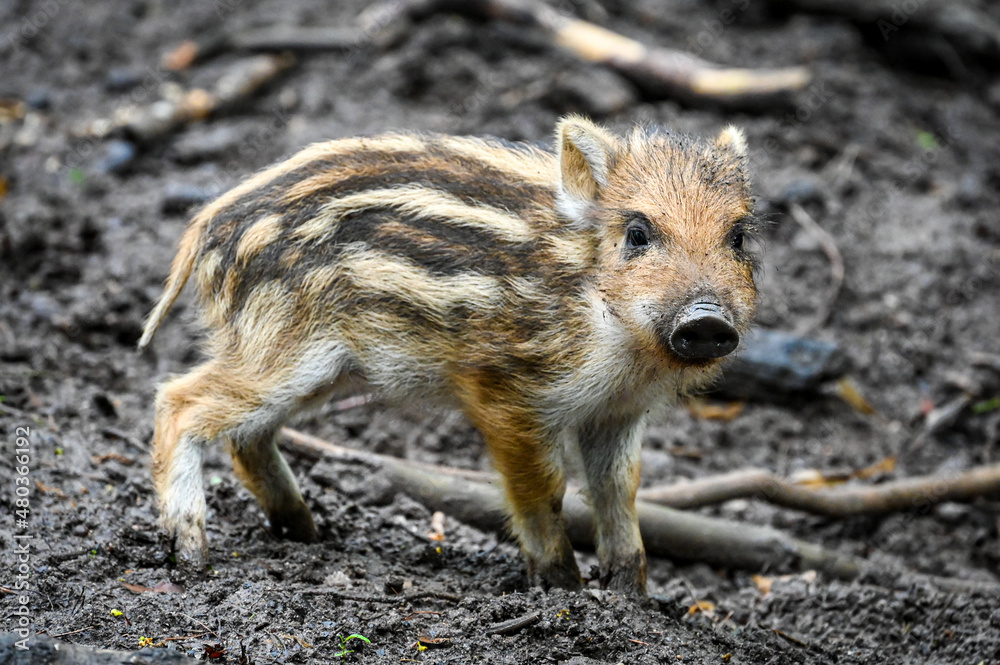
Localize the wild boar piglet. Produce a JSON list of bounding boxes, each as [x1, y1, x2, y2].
[[140, 115, 759, 596]]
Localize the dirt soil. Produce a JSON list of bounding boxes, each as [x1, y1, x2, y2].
[[2, 1, 1000, 663]]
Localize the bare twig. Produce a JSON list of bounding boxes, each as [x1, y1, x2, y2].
[[485, 611, 541, 635], [788, 202, 844, 333], [637, 463, 1000, 517], [178, 612, 221, 640], [118, 54, 295, 144], [45, 626, 95, 638]]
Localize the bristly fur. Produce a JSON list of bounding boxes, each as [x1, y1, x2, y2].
[[142, 116, 758, 597]]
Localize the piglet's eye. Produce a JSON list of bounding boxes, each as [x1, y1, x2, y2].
[[626, 226, 648, 247], [731, 231, 745, 251]]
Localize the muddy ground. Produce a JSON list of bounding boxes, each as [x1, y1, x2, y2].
[[2, 0, 1000, 663]]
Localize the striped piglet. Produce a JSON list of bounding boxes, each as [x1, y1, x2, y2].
[[140, 116, 758, 596]]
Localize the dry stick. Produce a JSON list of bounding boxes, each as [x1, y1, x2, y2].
[[637, 464, 1000, 516], [46, 626, 95, 638], [281, 428, 862, 579], [787, 202, 844, 333], [118, 53, 295, 144], [485, 611, 541, 636], [355, 0, 809, 104]]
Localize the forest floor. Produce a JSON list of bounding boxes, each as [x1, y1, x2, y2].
[[1, 0, 999, 663]]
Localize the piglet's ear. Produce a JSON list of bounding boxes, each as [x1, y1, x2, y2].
[[556, 116, 620, 216], [715, 125, 748, 160]]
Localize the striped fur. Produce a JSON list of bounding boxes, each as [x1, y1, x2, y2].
[[142, 116, 758, 596]]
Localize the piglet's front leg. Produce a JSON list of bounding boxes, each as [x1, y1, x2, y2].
[[577, 416, 647, 596]]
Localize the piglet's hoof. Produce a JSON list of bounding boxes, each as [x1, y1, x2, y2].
[[169, 533, 209, 573], [268, 501, 318, 543], [599, 552, 647, 597], [528, 550, 583, 592]]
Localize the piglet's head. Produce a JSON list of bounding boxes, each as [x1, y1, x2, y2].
[[556, 116, 759, 371]]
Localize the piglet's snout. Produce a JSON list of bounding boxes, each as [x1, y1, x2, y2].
[[669, 302, 740, 361]]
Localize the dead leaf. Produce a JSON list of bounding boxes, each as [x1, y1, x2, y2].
[[836, 377, 875, 415], [163, 41, 199, 71], [93, 453, 136, 466], [152, 581, 184, 593], [35, 481, 65, 498], [789, 469, 840, 488], [427, 511, 446, 541], [203, 643, 226, 660], [752, 574, 773, 595], [279, 634, 313, 648], [686, 600, 716, 616], [417, 635, 451, 649], [122, 581, 183, 594], [0, 176, 8, 201], [852, 456, 896, 480], [685, 397, 745, 421], [0, 100, 26, 123], [122, 582, 151, 594], [756, 570, 817, 596]]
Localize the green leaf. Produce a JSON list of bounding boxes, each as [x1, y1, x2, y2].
[[344, 635, 371, 644], [916, 131, 938, 151], [972, 396, 1000, 414]]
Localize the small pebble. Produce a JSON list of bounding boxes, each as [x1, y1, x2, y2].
[[162, 182, 217, 213], [780, 178, 823, 205], [171, 126, 243, 163], [92, 140, 137, 175], [105, 68, 143, 92], [935, 502, 970, 524], [26, 88, 52, 110]]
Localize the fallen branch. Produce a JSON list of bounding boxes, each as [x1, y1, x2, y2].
[[117, 54, 295, 144], [162, 26, 362, 69], [281, 428, 862, 579], [286, 424, 1000, 520], [376, 0, 811, 105]]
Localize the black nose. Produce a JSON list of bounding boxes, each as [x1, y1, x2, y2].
[[669, 303, 740, 360]]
